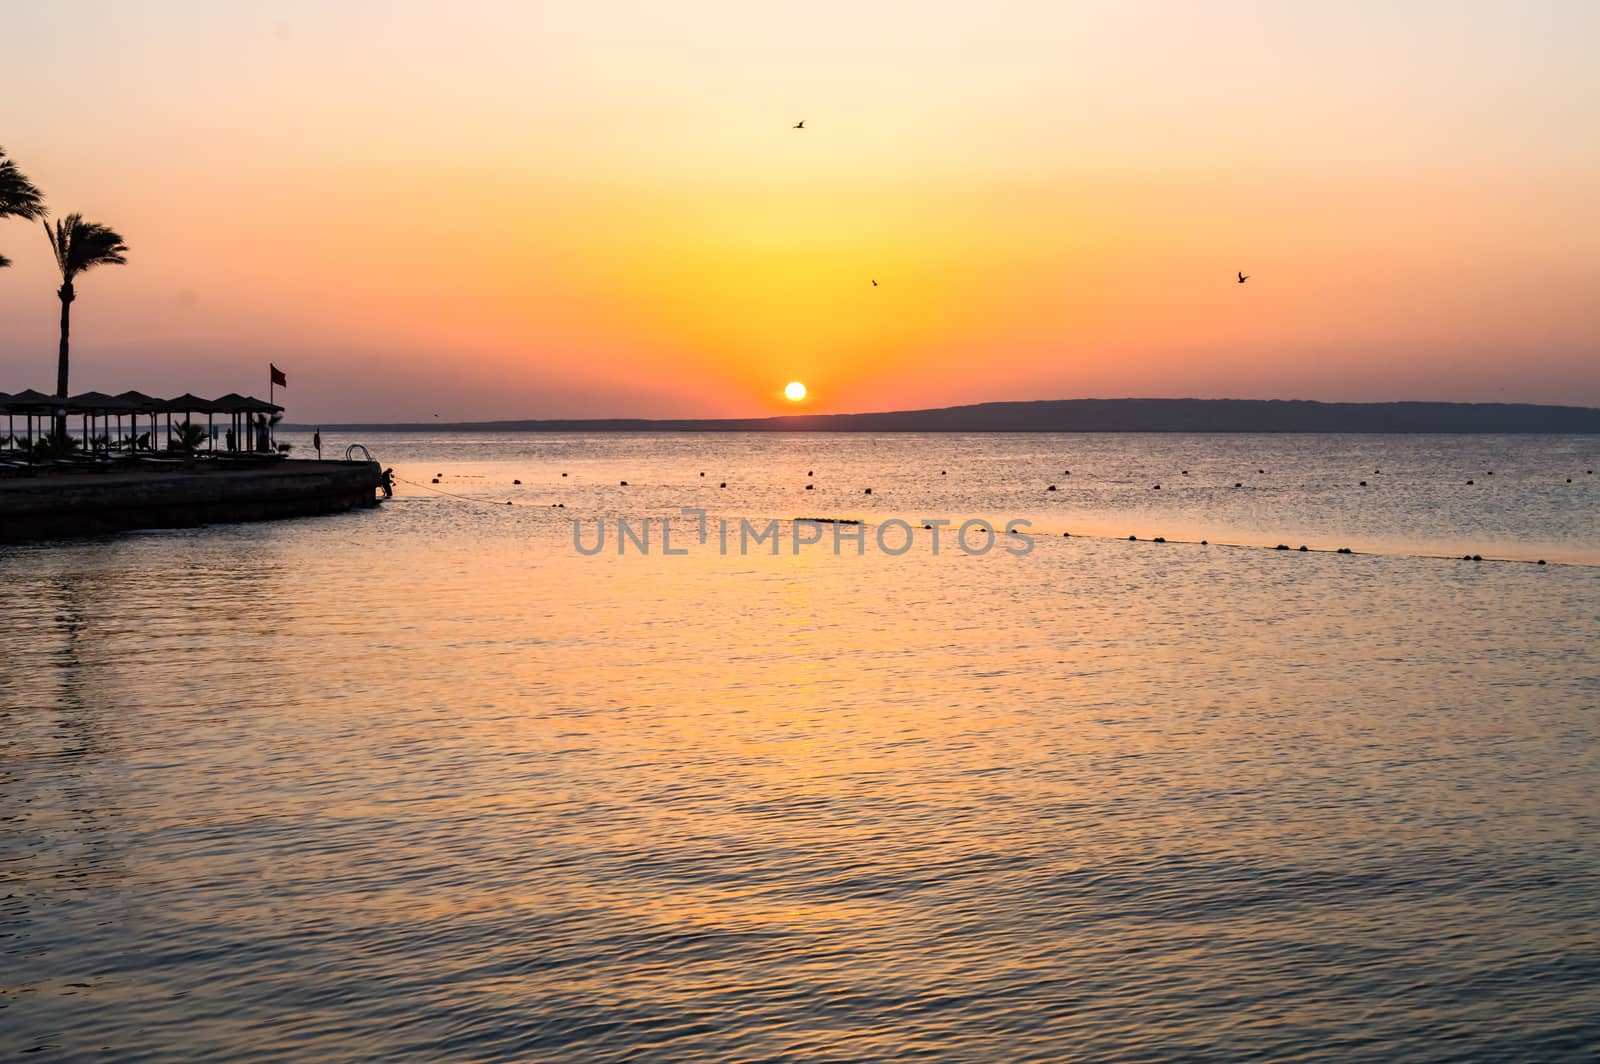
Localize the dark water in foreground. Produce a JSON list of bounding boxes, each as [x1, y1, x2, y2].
[[3, 434, 1598, 1061]]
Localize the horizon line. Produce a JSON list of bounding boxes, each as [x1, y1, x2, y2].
[[282, 396, 1600, 433]]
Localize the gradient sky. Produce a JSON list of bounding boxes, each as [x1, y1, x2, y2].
[[2, 1, 1597, 420]]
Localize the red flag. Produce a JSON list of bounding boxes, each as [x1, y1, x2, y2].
[[270, 364, 287, 388]]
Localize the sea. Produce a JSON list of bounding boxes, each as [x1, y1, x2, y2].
[[3, 432, 1598, 1061]]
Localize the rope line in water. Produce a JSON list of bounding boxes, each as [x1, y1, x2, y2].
[[394, 475, 515, 510], [388, 477, 1584, 568]]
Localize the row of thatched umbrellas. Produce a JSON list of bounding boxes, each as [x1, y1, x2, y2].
[[0, 389, 284, 454]]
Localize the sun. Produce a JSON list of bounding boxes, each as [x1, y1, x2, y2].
[[784, 381, 807, 402]]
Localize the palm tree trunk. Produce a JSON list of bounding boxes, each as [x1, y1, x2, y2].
[[55, 282, 74, 436]]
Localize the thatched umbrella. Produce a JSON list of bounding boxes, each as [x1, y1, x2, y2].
[[158, 393, 223, 451], [68, 391, 141, 453], [115, 391, 162, 450], [214, 394, 281, 451], [2, 389, 62, 458]]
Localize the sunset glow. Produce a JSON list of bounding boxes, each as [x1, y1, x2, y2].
[[1, 2, 1597, 421]]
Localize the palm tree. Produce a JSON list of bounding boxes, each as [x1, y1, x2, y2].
[[170, 419, 208, 453], [45, 214, 128, 406], [0, 147, 47, 267]]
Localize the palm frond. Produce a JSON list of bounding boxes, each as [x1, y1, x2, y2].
[[0, 148, 46, 221], [44, 213, 128, 282]]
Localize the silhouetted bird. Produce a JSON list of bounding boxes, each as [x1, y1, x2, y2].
[[1238, 271, 1249, 284], [793, 120, 805, 129], [871, 280, 878, 286]]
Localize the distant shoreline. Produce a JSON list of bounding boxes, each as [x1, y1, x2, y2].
[[288, 398, 1600, 434]]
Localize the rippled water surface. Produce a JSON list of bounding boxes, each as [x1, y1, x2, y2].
[[3, 433, 1598, 1061]]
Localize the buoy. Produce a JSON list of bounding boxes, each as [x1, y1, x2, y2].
[[1047, 485, 1057, 491], [924, 524, 932, 529], [562, 472, 568, 477], [1538, 559, 1546, 565], [941, 470, 947, 475], [1258, 469, 1265, 474], [431, 477, 439, 484], [1299, 545, 1309, 552], [1201, 539, 1208, 545], [620, 480, 628, 486], [1129, 535, 1138, 541], [805, 484, 814, 490], [506, 501, 512, 506], [699, 472, 705, 477], [513, 479, 521, 485], [1462, 555, 1472, 560], [1153, 484, 1161, 490], [1359, 481, 1367, 486], [1234, 482, 1242, 488], [558, 503, 564, 508], [1473, 554, 1482, 561], [1063, 532, 1071, 538], [864, 488, 872, 494], [719, 482, 726, 488], [1337, 547, 1352, 554], [1487, 471, 1494, 476], [1275, 544, 1289, 550], [1182, 470, 1188, 475], [1154, 536, 1166, 543], [808, 470, 813, 476], [1063, 470, 1070, 475], [1568, 478, 1573, 483], [1466, 480, 1474, 485], [1375, 469, 1380, 474]]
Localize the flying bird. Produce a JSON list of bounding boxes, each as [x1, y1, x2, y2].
[[871, 279, 878, 286], [1237, 271, 1249, 284], [793, 120, 805, 129]]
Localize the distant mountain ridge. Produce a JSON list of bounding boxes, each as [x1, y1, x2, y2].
[[295, 398, 1600, 433]]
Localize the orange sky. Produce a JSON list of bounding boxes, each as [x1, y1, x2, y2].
[[2, 1, 1597, 420]]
